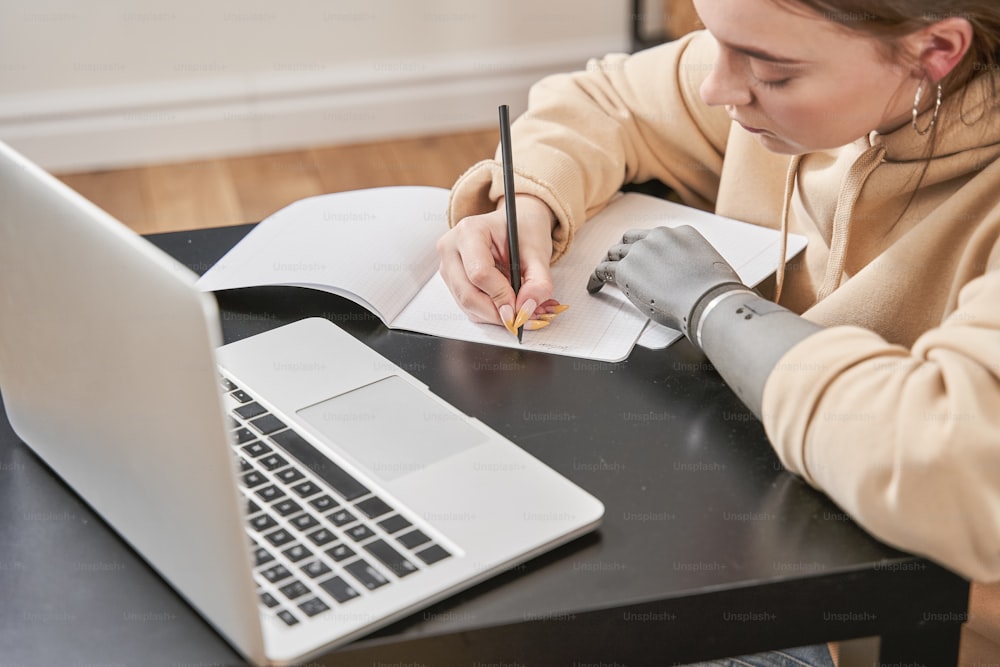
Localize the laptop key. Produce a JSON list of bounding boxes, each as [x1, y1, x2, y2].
[[302, 560, 331, 579], [259, 591, 280, 608], [345, 524, 375, 542], [256, 485, 285, 502], [276, 610, 299, 626], [263, 528, 295, 547], [242, 441, 272, 457], [327, 509, 356, 527], [272, 499, 301, 517], [270, 429, 370, 500], [239, 458, 253, 473], [289, 514, 319, 532], [355, 496, 393, 519], [396, 529, 431, 549], [230, 389, 252, 403], [234, 428, 257, 444], [250, 413, 286, 435], [377, 514, 412, 534], [258, 454, 288, 471], [319, 576, 361, 603], [234, 402, 267, 420], [364, 539, 418, 578], [249, 514, 278, 533], [344, 559, 389, 591], [325, 543, 355, 562], [241, 471, 267, 488], [253, 546, 275, 566], [281, 544, 311, 563], [306, 528, 336, 546], [291, 481, 321, 498], [298, 597, 329, 617], [274, 470, 303, 487], [309, 495, 338, 512], [415, 544, 451, 566], [279, 580, 311, 601], [259, 564, 292, 583]]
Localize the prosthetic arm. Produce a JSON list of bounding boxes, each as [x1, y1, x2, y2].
[[588, 226, 823, 417]]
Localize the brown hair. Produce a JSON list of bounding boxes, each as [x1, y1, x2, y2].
[[773, 0, 1000, 96]]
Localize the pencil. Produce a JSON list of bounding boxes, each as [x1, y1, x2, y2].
[[498, 104, 523, 343]]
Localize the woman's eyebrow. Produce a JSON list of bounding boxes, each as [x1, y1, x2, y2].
[[719, 38, 809, 65]]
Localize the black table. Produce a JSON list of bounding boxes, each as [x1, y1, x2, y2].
[[0, 223, 969, 666]]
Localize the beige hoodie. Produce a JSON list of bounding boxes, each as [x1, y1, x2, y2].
[[448, 30, 1000, 659]]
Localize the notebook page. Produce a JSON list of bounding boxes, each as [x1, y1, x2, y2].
[[197, 187, 448, 324]]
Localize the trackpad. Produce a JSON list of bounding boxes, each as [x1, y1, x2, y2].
[[296, 376, 489, 482]]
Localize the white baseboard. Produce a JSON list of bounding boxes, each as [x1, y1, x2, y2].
[[0, 37, 627, 172]]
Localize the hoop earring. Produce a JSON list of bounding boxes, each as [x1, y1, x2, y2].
[[912, 79, 942, 136]]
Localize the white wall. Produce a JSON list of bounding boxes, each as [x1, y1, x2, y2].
[[0, 0, 630, 170]]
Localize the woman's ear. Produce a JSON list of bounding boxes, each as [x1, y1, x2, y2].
[[913, 16, 975, 82]]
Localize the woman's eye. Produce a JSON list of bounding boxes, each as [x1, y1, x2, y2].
[[757, 77, 791, 89], [749, 63, 797, 90]]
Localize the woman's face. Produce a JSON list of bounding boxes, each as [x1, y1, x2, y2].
[[693, 0, 920, 154]]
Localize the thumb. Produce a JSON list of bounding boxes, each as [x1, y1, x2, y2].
[[490, 283, 519, 333], [510, 259, 555, 331]]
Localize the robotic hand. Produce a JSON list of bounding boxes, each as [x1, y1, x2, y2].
[[587, 226, 749, 339], [588, 225, 823, 418]]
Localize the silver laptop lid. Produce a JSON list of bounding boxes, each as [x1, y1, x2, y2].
[[0, 142, 267, 663]]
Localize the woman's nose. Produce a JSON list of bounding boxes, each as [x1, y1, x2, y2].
[[699, 50, 753, 108]]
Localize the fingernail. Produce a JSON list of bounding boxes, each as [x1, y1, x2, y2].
[[513, 299, 538, 330], [498, 304, 515, 333], [523, 319, 550, 331], [545, 304, 570, 314], [536, 313, 558, 321]]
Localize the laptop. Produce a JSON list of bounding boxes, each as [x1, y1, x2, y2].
[[0, 141, 605, 666]]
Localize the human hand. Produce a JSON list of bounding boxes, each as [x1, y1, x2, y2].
[[586, 225, 747, 336], [437, 194, 566, 334]]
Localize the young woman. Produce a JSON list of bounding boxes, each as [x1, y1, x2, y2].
[[437, 0, 1000, 663]]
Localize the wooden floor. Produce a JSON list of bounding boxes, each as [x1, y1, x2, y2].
[[55, 128, 498, 235]]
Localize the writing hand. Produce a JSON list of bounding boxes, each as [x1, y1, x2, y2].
[[437, 194, 563, 332], [586, 225, 747, 336]]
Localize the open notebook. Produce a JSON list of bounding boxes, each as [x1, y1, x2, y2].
[[197, 186, 807, 362]]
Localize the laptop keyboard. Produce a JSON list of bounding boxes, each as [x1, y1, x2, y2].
[[221, 376, 452, 627]]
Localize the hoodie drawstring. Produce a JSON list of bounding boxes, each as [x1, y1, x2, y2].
[[816, 143, 886, 300], [774, 144, 886, 305], [774, 154, 802, 304]]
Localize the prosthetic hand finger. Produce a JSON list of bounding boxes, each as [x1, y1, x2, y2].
[[621, 228, 651, 244], [606, 243, 633, 261], [586, 260, 618, 293], [587, 233, 643, 293]]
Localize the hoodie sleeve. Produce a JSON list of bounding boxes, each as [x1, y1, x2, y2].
[[447, 30, 731, 263], [762, 257, 1000, 582]]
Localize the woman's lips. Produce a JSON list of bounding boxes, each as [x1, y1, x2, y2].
[[737, 121, 767, 134]]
